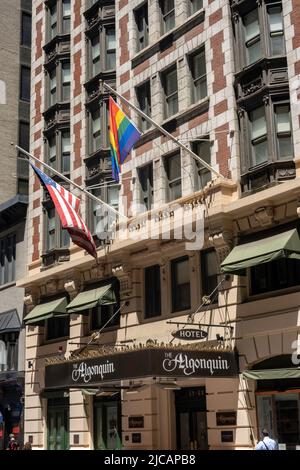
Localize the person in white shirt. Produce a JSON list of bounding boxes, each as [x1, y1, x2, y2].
[[255, 429, 278, 450]]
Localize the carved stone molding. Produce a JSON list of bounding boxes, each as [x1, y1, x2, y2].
[[40, 278, 58, 297], [254, 206, 274, 227], [24, 287, 40, 314], [112, 263, 132, 297], [209, 230, 233, 264]]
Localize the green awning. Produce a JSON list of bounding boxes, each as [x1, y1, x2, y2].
[[24, 297, 68, 325], [243, 368, 300, 380], [221, 229, 300, 274], [66, 284, 116, 314]]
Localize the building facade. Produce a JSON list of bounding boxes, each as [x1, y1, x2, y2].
[[21, 0, 300, 450], [0, 0, 32, 450]]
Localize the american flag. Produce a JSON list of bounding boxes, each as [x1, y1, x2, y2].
[[31, 163, 97, 259]]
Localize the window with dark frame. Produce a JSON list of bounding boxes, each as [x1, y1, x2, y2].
[[61, 130, 71, 174], [135, 2, 149, 52], [91, 108, 101, 152], [251, 258, 300, 295], [62, 62, 71, 102], [90, 281, 120, 330], [193, 139, 212, 190], [171, 256, 191, 312], [162, 66, 178, 118], [0, 234, 16, 286], [46, 130, 70, 174], [201, 249, 219, 299], [165, 152, 182, 202], [160, 0, 175, 34], [49, 68, 57, 106], [190, 0, 203, 15], [62, 0, 71, 34], [45, 206, 70, 252], [247, 100, 293, 168], [144, 265, 161, 318], [46, 316, 69, 341], [91, 35, 100, 76], [190, 49, 207, 103], [105, 28, 116, 70], [0, 332, 19, 372], [136, 80, 151, 131], [138, 163, 153, 211], [18, 121, 30, 194], [50, 3, 57, 40], [20, 66, 31, 101], [21, 12, 32, 47], [241, 3, 285, 67], [90, 184, 119, 236], [48, 0, 71, 41]]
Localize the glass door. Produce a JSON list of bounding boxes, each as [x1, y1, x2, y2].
[[47, 399, 69, 450], [94, 396, 121, 450]]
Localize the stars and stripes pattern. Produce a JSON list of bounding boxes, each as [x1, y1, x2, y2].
[[31, 163, 97, 259]]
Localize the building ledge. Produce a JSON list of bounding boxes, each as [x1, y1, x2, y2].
[[0, 194, 28, 229]]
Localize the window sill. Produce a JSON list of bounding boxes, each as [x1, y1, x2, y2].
[[131, 9, 205, 69], [0, 281, 16, 291], [89, 324, 119, 334], [42, 336, 69, 345], [43, 34, 71, 54]]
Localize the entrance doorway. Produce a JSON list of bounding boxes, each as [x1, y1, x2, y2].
[[47, 397, 69, 450], [175, 387, 208, 450], [93, 394, 121, 450]]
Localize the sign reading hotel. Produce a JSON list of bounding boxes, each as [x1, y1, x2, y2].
[[45, 348, 238, 388], [171, 328, 208, 341]]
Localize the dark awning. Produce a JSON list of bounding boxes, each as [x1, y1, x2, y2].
[[66, 284, 116, 314], [243, 368, 300, 380], [0, 309, 21, 333], [221, 229, 300, 274], [24, 297, 68, 325]]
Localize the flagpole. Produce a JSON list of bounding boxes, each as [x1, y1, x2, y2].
[[102, 81, 225, 180], [14, 144, 128, 220]]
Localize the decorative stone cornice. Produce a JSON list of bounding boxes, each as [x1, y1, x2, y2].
[[112, 262, 132, 297], [254, 206, 274, 227], [209, 229, 233, 264]]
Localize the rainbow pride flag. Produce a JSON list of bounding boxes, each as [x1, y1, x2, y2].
[[109, 96, 141, 182]]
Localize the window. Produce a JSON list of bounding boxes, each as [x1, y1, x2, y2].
[[165, 152, 182, 202], [190, 49, 207, 103], [48, 0, 70, 41], [48, 62, 70, 107], [201, 249, 218, 299], [18, 122, 30, 194], [46, 207, 56, 251], [105, 28, 116, 70], [20, 66, 30, 101], [171, 257, 191, 312], [251, 258, 300, 295], [136, 81, 151, 131], [49, 69, 57, 106], [0, 333, 18, 372], [190, 0, 203, 15], [62, 62, 71, 102], [46, 317, 69, 340], [275, 104, 292, 159], [135, 2, 149, 51], [0, 235, 16, 286], [193, 139, 212, 189], [241, 4, 285, 67], [90, 184, 119, 235], [45, 207, 70, 251], [268, 5, 285, 56], [145, 265, 161, 318], [243, 9, 262, 65], [160, 0, 175, 34], [46, 130, 70, 174], [250, 106, 268, 166], [61, 130, 71, 174], [21, 12, 32, 47], [162, 66, 178, 118], [91, 36, 100, 76], [138, 163, 153, 211], [62, 0, 71, 34], [91, 109, 101, 152], [91, 281, 120, 330], [19, 121, 30, 152], [50, 3, 57, 39]]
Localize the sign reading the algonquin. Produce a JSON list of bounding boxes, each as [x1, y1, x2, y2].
[[45, 348, 238, 388]]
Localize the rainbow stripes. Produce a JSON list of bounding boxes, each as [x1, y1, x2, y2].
[[109, 96, 141, 182]]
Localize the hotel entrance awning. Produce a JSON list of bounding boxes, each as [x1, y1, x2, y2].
[[66, 284, 116, 314], [243, 368, 300, 380], [24, 297, 68, 325], [221, 229, 300, 274]]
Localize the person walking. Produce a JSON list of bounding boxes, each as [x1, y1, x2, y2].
[[255, 429, 278, 450], [6, 433, 20, 450]]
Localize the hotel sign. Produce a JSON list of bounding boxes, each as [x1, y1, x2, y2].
[[45, 348, 238, 389], [171, 329, 208, 341]]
